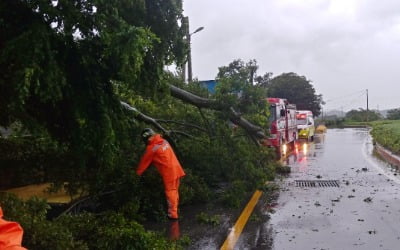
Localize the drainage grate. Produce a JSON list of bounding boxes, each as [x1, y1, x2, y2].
[[295, 180, 340, 187]]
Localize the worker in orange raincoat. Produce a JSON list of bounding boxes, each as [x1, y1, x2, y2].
[[0, 207, 27, 250], [136, 128, 186, 220]]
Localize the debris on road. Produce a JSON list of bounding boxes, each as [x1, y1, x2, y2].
[[276, 165, 291, 174], [363, 197, 373, 203]]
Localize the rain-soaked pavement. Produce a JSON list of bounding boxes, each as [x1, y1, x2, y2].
[[237, 128, 400, 250]]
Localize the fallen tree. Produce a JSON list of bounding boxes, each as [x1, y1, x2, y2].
[[121, 84, 268, 145]]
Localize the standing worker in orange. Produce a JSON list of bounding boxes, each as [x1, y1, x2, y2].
[[136, 128, 186, 220]]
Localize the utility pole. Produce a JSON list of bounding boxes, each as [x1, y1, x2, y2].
[[184, 17, 204, 83], [366, 89, 369, 122], [187, 22, 193, 83], [181, 17, 189, 82]]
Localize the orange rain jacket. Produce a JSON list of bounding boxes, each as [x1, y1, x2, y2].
[[0, 207, 27, 250], [136, 134, 185, 184]]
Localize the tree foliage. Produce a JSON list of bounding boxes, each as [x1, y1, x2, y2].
[[345, 109, 382, 122], [216, 59, 270, 127], [0, 0, 186, 193], [217, 59, 272, 87], [387, 108, 400, 120], [267, 72, 323, 116], [217, 59, 259, 84]]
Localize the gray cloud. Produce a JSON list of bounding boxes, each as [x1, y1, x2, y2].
[[183, 0, 400, 111]]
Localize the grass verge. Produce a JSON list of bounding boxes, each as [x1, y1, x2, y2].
[[370, 120, 400, 155]]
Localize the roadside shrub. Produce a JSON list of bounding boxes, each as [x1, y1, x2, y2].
[[371, 120, 400, 154], [221, 180, 247, 208], [57, 212, 179, 250], [179, 169, 211, 205], [132, 168, 168, 222], [0, 193, 184, 250], [0, 193, 86, 250]]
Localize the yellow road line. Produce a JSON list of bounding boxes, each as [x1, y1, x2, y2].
[[220, 190, 262, 250], [220, 144, 296, 249]]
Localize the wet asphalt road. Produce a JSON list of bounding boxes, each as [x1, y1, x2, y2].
[[238, 128, 400, 250]]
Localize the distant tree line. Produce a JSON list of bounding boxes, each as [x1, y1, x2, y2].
[[343, 108, 400, 122], [345, 109, 382, 122], [387, 108, 400, 120]]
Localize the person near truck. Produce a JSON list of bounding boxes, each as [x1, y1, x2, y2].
[[136, 128, 185, 220]]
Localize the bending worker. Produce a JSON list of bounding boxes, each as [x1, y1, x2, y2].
[[136, 128, 185, 220]]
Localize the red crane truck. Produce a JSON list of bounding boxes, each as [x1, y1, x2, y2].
[[265, 98, 298, 157]]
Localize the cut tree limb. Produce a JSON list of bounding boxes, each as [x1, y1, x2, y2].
[[121, 85, 268, 142], [120, 101, 168, 134]]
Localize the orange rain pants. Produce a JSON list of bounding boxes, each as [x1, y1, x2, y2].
[[164, 178, 180, 219], [137, 134, 185, 219], [0, 207, 27, 250]]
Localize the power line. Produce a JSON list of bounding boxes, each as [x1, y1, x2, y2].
[[324, 89, 365, 104], [327, 92, 366, 111]]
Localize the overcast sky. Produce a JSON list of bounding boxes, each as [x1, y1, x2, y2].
[[183, 0, 400, 111]]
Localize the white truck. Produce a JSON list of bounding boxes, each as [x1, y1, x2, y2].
[[296, 110, 315, 141]]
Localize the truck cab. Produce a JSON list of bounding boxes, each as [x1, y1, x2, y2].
[[266, 98, 297, 157], [296, 110, 315, 141]]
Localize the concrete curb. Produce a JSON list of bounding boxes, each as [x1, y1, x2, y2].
[[375, 143, 400, 168]]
